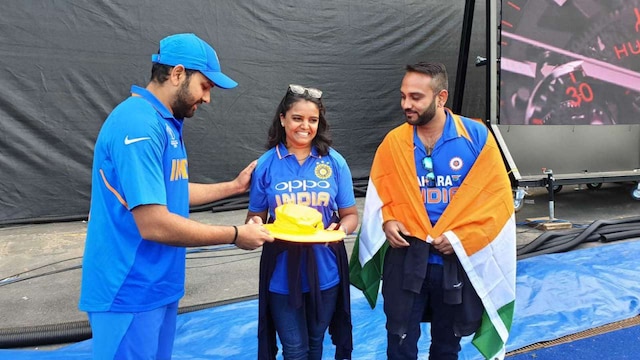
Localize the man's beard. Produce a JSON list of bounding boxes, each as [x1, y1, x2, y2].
[[172, 80, 198, 119], [406, 97, 437, 126]]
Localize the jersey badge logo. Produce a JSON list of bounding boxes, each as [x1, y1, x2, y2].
[[449, 157, 463, 171], [165, 124, 179, 148], [314, 161, 332, 180]]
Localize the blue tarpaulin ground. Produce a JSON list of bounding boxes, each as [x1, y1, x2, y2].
[[2, 239, 639, 359], [508, 324, 640, 360]]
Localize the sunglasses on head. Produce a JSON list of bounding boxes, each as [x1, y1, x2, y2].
[[422, 155, 436, 187], [288, 84, 323, 99]]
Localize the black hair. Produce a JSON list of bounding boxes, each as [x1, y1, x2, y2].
[[266, 88, 332, 155], [150, 50, 198, 83], [406, 61, 449, 93]]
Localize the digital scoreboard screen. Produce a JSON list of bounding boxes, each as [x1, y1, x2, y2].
[[499, 0, 640, 125]]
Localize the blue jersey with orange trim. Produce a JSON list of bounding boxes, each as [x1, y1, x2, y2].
[[79, 85, 189, 312], [414, 111, 488, 225], [249, 143, 356, 294]]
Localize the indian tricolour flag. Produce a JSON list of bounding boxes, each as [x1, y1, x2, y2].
[[349, 119, 516, 360]]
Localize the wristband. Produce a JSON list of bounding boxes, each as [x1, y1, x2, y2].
[[232, 225, 238, 245]]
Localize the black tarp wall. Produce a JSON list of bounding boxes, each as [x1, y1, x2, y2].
[[0, 1, 487, 224]]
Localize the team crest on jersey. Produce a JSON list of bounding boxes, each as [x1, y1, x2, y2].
[[314, 161, 332, 179], [449, 157, 463, 171], [165, 124, 179, 148]]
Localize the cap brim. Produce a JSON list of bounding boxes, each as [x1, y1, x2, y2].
[[202, 71, 238, 89], [264, 224, 345, 243]]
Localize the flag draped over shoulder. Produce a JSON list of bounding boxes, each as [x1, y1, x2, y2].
[[349, 113, 516, 360]]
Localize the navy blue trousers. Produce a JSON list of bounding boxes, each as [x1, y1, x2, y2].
[[386, 264, 462, 360]]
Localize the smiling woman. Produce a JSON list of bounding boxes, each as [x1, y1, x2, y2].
[[245, 84, 359, 359], [281, 97, 319, 161]]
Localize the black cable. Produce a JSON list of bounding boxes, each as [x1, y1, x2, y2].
[[0, 294, 259, 349], [0, 257, 82, 285], [595, 223, 640, 235], [0, 265, 82, 287], [186, 252, 260, 260], [517, 228, 583, 254], [0, 320, 91, 349], [600, 230, 640, 243], [0, 249, 260, 287], [532, 233, 601, 252], [519, 222, 640, 255], [186, 254, 262, 269], [0, 246, 246, 287], [517, 216, 640, 260]]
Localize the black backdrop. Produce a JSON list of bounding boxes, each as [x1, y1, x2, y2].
[[0, 1, 487, 224]]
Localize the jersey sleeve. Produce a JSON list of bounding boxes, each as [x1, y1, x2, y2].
[[331, 149, 356, 209], [464, 117, 490, 157], [110, 110, 167, 210], [248, 152, 270, 213]]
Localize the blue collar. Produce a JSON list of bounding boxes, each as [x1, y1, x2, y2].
[[412, 110, 458, 151], [275, 142, 320, 159], [130, 85, 176, 121]]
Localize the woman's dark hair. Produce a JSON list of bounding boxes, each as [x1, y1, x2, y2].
[[266, 88, 332, 155]]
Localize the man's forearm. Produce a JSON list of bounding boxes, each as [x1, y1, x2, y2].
[[189, 182, 244, 206], [133, 204, 235, 247]]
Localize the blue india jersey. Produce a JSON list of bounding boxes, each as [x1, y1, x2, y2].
[[414, 111, 488, 225], [79, 85, 189, 312], [249, 143, 356, 294]]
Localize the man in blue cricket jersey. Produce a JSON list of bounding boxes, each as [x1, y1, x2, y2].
[[380, 62, 489, 359], [79, 33, 273, 359]]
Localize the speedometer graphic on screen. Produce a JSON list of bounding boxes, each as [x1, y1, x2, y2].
[[499, 0, 640, 125]]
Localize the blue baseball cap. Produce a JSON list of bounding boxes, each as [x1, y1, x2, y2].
[[151, 33, 238, 89]]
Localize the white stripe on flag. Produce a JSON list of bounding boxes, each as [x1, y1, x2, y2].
[[358, 179, 386, 266], [445, 214, 516, 343]]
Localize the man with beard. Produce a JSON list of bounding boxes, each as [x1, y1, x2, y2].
[[79, 33, 274, 359], [350, 61, 515, 359]]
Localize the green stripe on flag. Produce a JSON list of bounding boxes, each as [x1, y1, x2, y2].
[[348, 236, 389, 309], [472, 300, 515, 359]]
